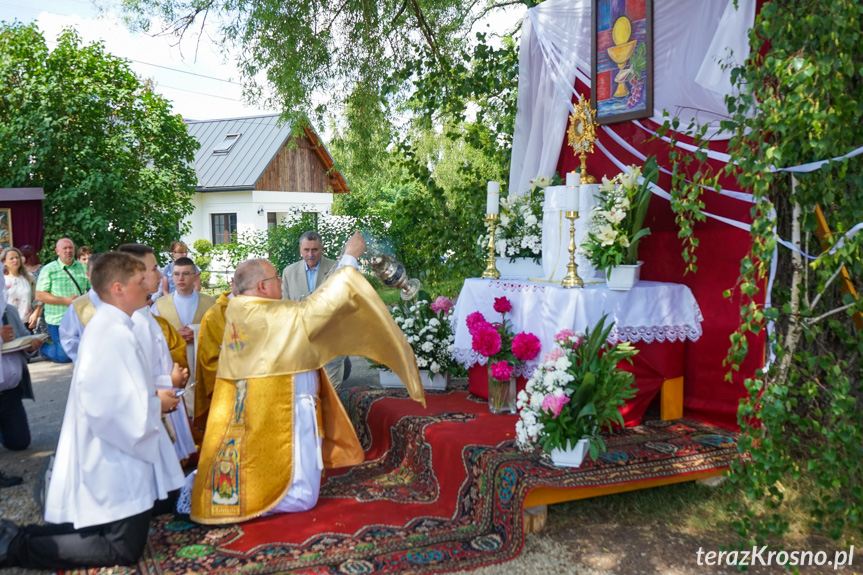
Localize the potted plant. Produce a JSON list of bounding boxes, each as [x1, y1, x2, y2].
[[515, 315, 638, 467], [580, 157, 659, 290], [466, 296, 541, 414], [480, 174, 561, 278], [383, 292, 458, 390]]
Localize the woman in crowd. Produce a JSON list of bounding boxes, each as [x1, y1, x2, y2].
[[160, 241, 201, 295], [19, 245, 45, 334], [2, 248, 35, 330]]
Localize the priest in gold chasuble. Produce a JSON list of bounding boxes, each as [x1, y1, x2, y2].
[[191, 264, 424, 524]]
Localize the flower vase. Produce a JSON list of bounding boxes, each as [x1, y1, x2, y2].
[[496, 258, 545, 280], [487, 375, 516, 414], [549, 438, 591, 468], [606, 261, 643, 291]]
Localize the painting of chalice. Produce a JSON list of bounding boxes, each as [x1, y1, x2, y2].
[[591, 0, 653, 124]]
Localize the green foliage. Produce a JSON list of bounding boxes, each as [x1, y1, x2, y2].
[[116, 0, 521, 287], [0, 22, 199, 252], [660, 0, 863, 545], [191, 239, 213, 286], [516, 316, 638, 459]]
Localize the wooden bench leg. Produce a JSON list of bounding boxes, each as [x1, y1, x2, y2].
[[523, 505, 548, 533], [661, 376, 684, 420]]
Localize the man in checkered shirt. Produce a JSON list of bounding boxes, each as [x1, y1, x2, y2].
[[35, 238, 90, 363]]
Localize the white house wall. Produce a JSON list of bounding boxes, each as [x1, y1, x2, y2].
[[181, 190, 334, 285]]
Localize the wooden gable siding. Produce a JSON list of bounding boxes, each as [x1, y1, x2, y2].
[[255, 136, 329, 193]]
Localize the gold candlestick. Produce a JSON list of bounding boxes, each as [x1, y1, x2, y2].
[[561, 210, 584, 288], [481, 214, 501, 279]]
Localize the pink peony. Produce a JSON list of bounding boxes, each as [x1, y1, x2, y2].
[[511, 332, 541, 361], [490, 360, 515, 382], [430, 296, 454, 315], [543, 347, 565, 364], [471, 323, 502, 357], [542, 394, 570, 418], [493, 296, 513, 314], [466, 311, 488, 335]]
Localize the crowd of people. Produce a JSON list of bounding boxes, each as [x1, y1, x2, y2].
[[0, 231, 422, 569]]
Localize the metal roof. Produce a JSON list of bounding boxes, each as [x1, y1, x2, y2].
[[185, 114, 293, 192]]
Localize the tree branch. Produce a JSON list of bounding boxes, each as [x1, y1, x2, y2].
[[809, 263, 846, 311], [806, 303, 857, 326]]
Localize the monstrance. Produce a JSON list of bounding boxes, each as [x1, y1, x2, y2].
[[567, 100, 598, 184]]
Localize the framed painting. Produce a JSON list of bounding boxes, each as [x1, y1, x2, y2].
[[591, 0, 653, 125], [0, 209, 11, 249]]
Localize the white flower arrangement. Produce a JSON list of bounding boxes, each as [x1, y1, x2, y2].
[[478, 174, 561, 264], [391, 295, 458, 377]]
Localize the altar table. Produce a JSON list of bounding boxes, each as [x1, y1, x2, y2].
[[451, 278, 704, 425]]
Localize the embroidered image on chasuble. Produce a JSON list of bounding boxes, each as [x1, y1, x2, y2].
[[191, 267, 425, 524]]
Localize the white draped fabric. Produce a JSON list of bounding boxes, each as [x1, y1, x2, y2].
[[451, 278, 703, 377], [509, 0, 755, 198]]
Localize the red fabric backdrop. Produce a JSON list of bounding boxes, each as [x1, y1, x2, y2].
[[555, 81, 766, 430]]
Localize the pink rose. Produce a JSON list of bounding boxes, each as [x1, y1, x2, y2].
[[471, 323, 502, 357], [542, 394, 570, 418], [430, 296, 454, 315], [543, 347, 565, 364], [466, 311, 488, 335], [490, 360, 515, 382], [511, 332, 541, 362], [493, 296, 513, 314]]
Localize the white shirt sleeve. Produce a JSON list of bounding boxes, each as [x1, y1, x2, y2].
[[59, 304, 84, 362], [336, 254, 359, 271]]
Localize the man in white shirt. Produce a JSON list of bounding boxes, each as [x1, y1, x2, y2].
[[152, 257, 215, 416], [0, 252, 185, 569]]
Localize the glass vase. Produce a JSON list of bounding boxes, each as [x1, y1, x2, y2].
[[487, 374, 516, 415]]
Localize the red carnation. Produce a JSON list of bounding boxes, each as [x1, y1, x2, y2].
[[471, 323, 502, 357], [493, 296, 513, 314], [512, 332, 541, 362]]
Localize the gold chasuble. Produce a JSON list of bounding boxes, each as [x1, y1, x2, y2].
[[153, 315, 189, 370], [194, 290, 231, 429], [191, 267, 424, 524], [72, 294, 97, 325]]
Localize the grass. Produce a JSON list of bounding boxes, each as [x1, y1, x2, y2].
[[547, 467, 860, 550]]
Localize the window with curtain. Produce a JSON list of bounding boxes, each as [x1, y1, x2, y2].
[[211, 213, 237, 245]]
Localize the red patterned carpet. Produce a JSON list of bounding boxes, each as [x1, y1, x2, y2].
[[70, 381, 739, 574]]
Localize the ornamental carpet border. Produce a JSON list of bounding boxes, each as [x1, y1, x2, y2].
[[66, 382, 739, 575]]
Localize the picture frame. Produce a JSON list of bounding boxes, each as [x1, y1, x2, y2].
[[0, 209, 11, 249], [591, 0, 654, 125]]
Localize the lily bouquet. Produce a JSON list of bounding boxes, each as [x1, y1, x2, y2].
[[580, 157, 658, 274], [467, 296, 541, 412], [479, 174, 561, 264], [515, 316, 637, 460], [391, 292, 458, 377]]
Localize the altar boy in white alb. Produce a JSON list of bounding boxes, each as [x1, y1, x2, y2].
[[0, 252, 185, 569]]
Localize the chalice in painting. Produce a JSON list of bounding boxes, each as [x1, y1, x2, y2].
[[362, 234, 421, 300], [607, 16, 637, 98]]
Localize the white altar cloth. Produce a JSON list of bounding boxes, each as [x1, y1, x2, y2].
[[451, 278, 704, 376]]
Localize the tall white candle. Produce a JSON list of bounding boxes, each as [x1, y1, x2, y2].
[[486, 181, 500, 215], [565, 171, 580, 211]]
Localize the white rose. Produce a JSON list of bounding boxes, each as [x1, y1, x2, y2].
[[525, 214, 538, 226], [429, 318, 440, 327], [421, 341, 434, 353]]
